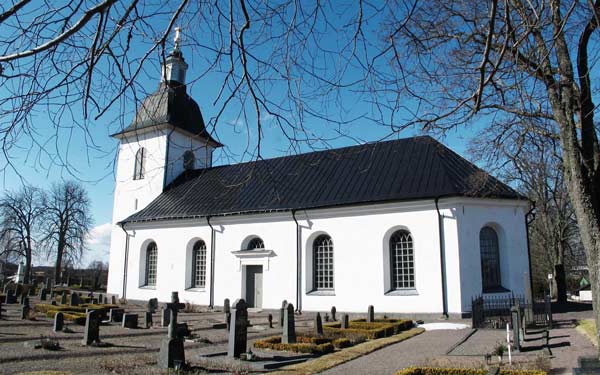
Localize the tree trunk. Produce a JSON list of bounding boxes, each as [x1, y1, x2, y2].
[[555, 264, 567, 303], [53, 244, 64, 285]]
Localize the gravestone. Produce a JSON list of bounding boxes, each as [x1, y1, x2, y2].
[[268, 313, 273, 328], [341, 313, 349, 329], [60, 291, 67, 305], [122, 313, 138, 328], [367, 305, 375, 323], [20, 293, 26, 305], [53, 312, 64, 332], [51, 301, 57, 306], [109, 308, 124, 323], [111, 295, 117, 305], [227, 298, 248, 358], [279, 300, 287, 327], [103, 296, 108, 304], [544, 294, 553, 328], [158, 291, 186, 368], [331, 306, 337, 321], [21, 304, 30, 319], [6, 290, 16, 304], [223, 298, 230, 327], [144, 311, 153, 328], [70, 293, 80, 306], [0, 300, 2, 319], [511, 306, 521, 352], [161, 307, 171, 327], [28, 287, 36, 296], [282, 303, 296, 344], [82, 310, 100, 345], [148, 298, 159, 313], [39, 288, 47, 301], [98, 294, 103, 304], [314, 312, 323, 335]]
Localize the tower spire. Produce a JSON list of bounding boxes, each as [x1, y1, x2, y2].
[[161, 27, 188, 86]]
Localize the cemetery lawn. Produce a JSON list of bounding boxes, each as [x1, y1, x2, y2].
[[270, 327, 425, 375], [576, 319, 598, 346]]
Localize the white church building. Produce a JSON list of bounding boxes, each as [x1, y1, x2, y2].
[[106, 43, 531, 317]]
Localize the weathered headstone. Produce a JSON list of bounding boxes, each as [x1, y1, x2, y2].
[[227, 298, 248, 358], [111, 295, 117, 305], [51, 300, 57, 306], [6, 290, 16, 304], [60, 291, 67, 305], [279, 300, 287, 327], [223, 298, 230, 325], [341, 313, 349, 329], [314, 312, 323, 335], [53, 312, 64, 332], [21, 304, 30, 319], [331, 306, 337, 321], [282, 303, 296, 344], [144, 311, 153, 328], [98, 294, 103, 304], [39, 288, 47, 301], [511, 306, 521, 352], [82, 310, 100, 345], [122, 313, 138, 328], [109, 308, 124, 323], [103, 296, 108, 304], [148, 298, 159, 313], [70, 293, 80, 306], [161, 307, 171, 327], [158, 292, 186, 368], [367, 305, 375, 323], [268, 313, 273, 328]]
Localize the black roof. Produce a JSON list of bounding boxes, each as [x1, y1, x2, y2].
[[122, 136, 525, 224], [112, 83, 221, 146]]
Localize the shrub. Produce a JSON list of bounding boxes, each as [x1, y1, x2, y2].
[[332, 338, 352, 349], [39, 336, 61, 351], [324, 319, 413, 339], [395, 367, 547, 375], [44, 311, 87, 325], [253, 336, 335, 355]]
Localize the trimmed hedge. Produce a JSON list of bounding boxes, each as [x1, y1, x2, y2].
[[396, 368, 547, 375], [254, 336, 335, 354], [332, 337, 352, 349], [324, 318, 413, 339], [35, 303, 118, 314], [45, 311, 87, 325]]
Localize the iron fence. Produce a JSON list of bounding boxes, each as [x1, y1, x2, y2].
[[471, 294, 551, 329]]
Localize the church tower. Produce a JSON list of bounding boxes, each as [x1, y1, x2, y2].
[[107, 29, 221, 297]]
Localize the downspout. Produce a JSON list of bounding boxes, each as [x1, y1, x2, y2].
[[525, 202, 536, 299], [435, 198, 449, 318], [119, 224, 131, 299], [207, 216, 216, 308], [292, 210, 302, 313]]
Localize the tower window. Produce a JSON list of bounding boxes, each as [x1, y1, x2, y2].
[[480, 226, 501, 292], [390, 230, 415, 290], [313, 235, 334, 290], [247, 237, 265, 250], [191, 240, 207, 288], [183, 150, 195, 170], [145, 242, 158, 286], [134, 147, 145, 180]]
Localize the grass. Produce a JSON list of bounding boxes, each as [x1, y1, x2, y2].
[[576, 319, 598, 347], [269, 327, 425, 375], [16, 372, 75, 375]]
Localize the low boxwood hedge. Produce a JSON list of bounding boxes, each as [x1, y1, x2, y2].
[[396, 368, 546, 375], [44, 311, 87, 325], [324, 318, 413, 339], [254, 336, 335, 354]]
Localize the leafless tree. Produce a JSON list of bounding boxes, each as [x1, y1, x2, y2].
[[0, 185, 44, 283], [2, 0, 600, 355], [41, 181, 93, 285], [470, 121, 583, 301]]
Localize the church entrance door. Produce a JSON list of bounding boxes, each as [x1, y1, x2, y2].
[[245, 265, 263, 308]]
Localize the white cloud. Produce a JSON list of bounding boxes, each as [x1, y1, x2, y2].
[[81, 222, 113, 266]]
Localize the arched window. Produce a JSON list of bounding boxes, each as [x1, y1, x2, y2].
[[390, 230, 415, 290], [313, 235, 334, 290], [145, 242, 158, 286], [247, 237, 265, 250], [183, 150, 195, 170], [191, 240, 207, 288], [134, 147, 145, 180], [480, 226, 501, 291]]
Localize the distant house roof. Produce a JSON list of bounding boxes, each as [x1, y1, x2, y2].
[[111, 83, 222, 146], [122, 136, 525, 224]]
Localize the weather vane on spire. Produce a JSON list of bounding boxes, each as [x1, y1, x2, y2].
[[173, 27, 182, 52]]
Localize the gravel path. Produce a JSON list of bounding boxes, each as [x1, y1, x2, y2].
[[320, 329, 465, 375]]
